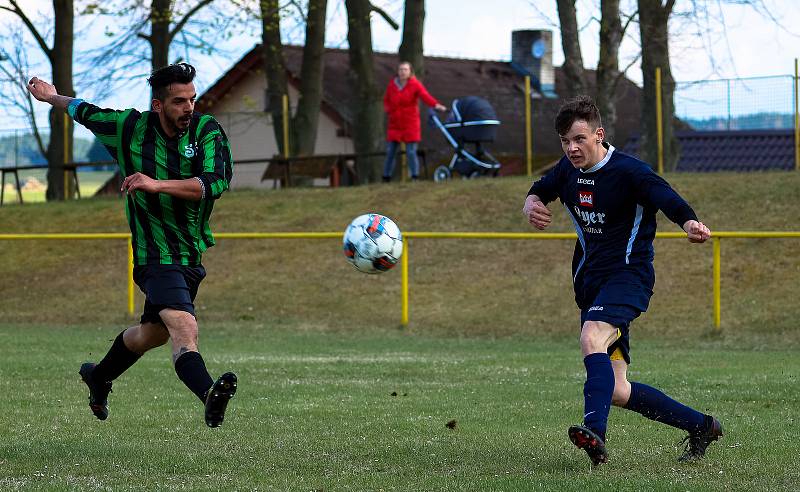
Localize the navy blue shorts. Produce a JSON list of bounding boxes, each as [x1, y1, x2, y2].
[[576, 264, 655, 364], [133, 264, 206, 325]]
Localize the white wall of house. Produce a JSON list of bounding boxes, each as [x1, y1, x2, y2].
[[204, 72, 354, 189]]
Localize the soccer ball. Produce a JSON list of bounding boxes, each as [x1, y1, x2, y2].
[[343, 213, 403, 274]]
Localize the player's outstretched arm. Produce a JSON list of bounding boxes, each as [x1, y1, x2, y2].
[[683, 220, 711, 243], [523, 194, 552, 230], [27, 77, 75, 110]]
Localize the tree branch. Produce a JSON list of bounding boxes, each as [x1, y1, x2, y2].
[[287, 0, 307, 21], [614, 52, 641, 89], [620, 9, 638, 37], [168, 0, 214, 44], [3, 1, 51, 58], [369, 3, 399, 30]]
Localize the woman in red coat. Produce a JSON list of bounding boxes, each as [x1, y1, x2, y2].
[[382, 61, 446, 181]]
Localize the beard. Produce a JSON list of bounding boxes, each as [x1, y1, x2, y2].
[[166, 113, 191, 134]]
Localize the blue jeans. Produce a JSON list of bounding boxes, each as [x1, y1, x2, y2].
[[382, 141, 419, 179]]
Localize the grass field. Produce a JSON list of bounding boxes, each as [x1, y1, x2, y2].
[[1, 173, 799, 489], [1, 324, 798, 490]]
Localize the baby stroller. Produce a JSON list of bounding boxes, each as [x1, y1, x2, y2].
[[429, 96, 502, 181]]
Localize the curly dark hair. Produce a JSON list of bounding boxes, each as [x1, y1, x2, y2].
[[554, 95, 602, 135], [147, 62, 196, 100]]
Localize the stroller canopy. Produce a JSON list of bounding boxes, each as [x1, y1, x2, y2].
[[446, 96, 500, 128]]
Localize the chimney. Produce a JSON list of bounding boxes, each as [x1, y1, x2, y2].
[[511, 30, 556, 97]]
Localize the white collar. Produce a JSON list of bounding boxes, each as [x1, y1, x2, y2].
[[580, 144, 615, 173]]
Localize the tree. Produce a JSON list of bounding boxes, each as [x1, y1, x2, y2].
[[398, 0, 425, 79], [259, 0, 328, 157], [83, 0, 230, 100], [555, 0, 587, 98], [291, 0, 328, 156], [345, 0, 398, 183], [1, 0, 75, 200], [596, 0, 623, 141], [260, 0, 290, 155], [638, 0, 677, 170]]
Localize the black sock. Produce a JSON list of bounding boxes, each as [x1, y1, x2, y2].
[[93, 331, 141, 383], [174, 351, 214, 403]]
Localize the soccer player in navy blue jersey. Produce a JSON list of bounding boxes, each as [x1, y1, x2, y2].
[[523, 96, 723, 466]]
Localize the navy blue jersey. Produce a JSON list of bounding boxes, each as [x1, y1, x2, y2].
[[528, 145, 697, 283]]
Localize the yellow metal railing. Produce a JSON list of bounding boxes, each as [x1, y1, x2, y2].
[[2, 231, 799, 329]]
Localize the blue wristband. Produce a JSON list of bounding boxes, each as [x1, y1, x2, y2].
[[67, 98, 84, 119]]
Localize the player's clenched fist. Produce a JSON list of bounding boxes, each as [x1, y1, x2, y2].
[[523, 194, 552, 230], [683, 220, 711, 243], [121, 172, 160, 194]]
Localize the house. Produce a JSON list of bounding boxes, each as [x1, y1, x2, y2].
[[196, 30, 644, 188]]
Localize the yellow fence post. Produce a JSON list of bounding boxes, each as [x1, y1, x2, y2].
[[655, 67, 664, 175], [713, 237, 721, 330], [282, 94, 290, 159], [401, 238, 409, 327], [127, 239, 135, 316], [524, 75, 532, 177]]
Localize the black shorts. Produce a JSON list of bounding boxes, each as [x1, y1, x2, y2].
[[577, 264, 655, 364], [133, 264, 206, 325]]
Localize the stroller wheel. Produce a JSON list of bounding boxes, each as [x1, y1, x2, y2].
[[433, 165, 452, 182], [468, 170, 482, 179]]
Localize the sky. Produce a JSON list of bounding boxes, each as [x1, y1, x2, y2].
[[2, 0, 800, 136]]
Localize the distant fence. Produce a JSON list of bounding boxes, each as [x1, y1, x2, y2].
[[2, 231, 799, 330], [0, 128, 37, 169], [672, 75, 795, 131]]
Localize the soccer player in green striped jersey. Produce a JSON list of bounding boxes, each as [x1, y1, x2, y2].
[[28, 63, 237, 428]]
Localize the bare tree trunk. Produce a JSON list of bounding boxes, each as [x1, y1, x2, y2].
[[596, 0, 622, 141], [638, 0, 678, 170], [398, 0, 425, 79], [149, 0, 172, 71], [292, 0, 327, 156], [556, 0, 587, 98], [261, 0, 290, 157], [47, 0, 75, 201], [345, 0, 384, 183]]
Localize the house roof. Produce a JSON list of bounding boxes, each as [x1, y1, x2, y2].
[[622, 130, 795, 171], [197, 44, 644, 166]]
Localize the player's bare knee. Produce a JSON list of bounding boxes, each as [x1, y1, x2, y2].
[[160, 309, 198, 337], [580, 321, 614, 354]]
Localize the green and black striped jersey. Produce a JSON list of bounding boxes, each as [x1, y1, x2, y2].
[[68, 99, 233, 266]]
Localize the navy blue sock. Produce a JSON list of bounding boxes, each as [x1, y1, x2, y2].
[[624, 382, 708, 434], [174, 351, 214, 403], [582, 352, 615, 441]]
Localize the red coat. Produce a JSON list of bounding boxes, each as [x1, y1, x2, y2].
[[383, 76, 439, 143]]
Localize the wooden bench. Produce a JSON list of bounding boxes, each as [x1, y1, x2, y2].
[[260, 154, 359, 188]]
